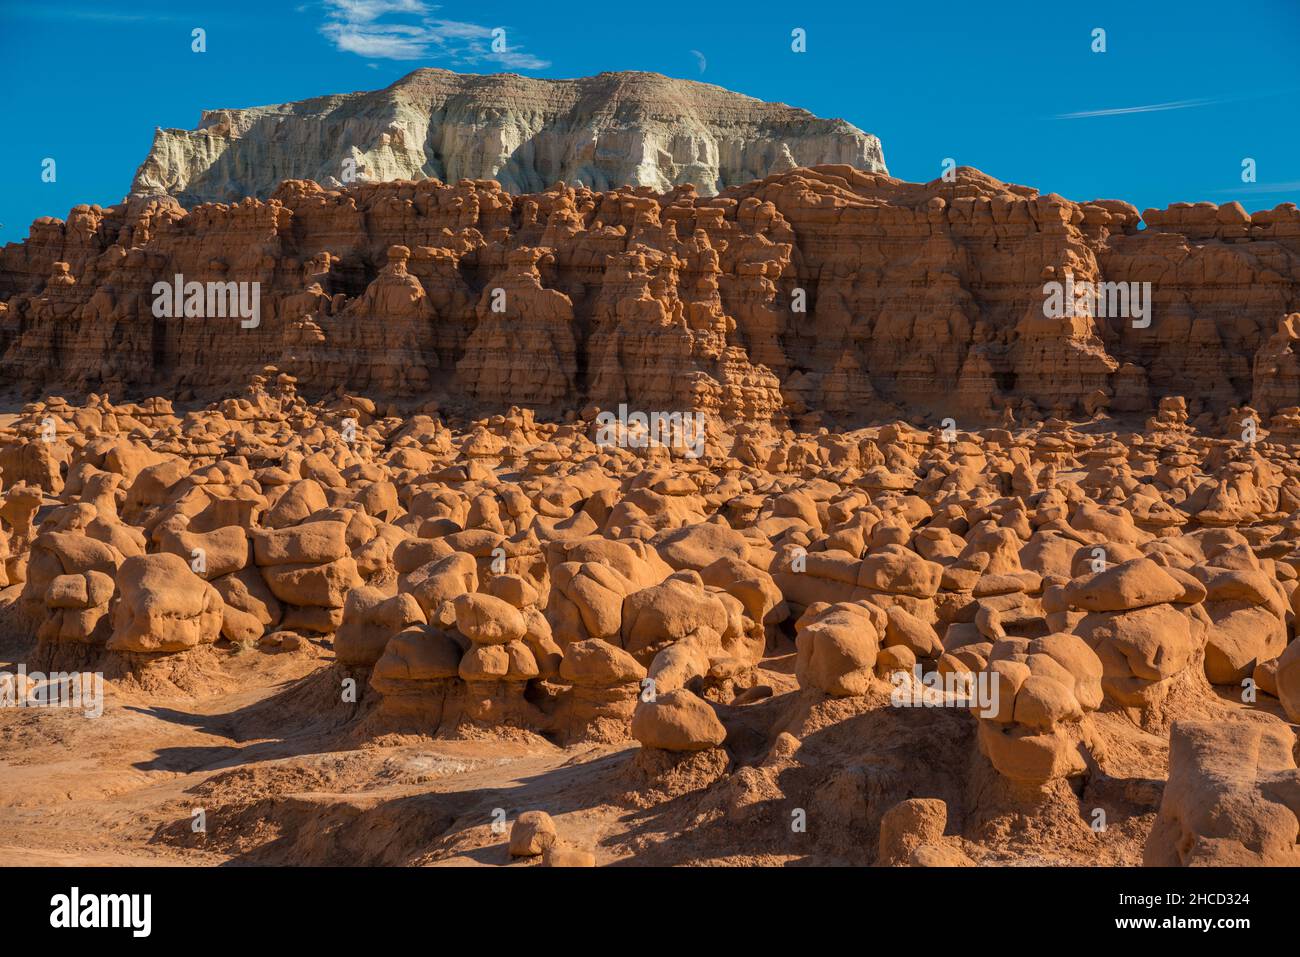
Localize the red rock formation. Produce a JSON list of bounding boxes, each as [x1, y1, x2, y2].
[[3, 168, 1299, 426]]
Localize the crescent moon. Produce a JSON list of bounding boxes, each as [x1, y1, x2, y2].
[[690, 49, 706, 74]]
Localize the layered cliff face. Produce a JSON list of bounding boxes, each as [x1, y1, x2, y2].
[[3, 165, 1299, 426], [129, 69, 887, 204]]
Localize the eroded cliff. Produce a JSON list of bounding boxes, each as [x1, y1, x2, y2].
[[3, 165, 1299, 426]]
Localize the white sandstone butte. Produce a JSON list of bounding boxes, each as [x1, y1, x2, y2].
[[130, 68, 887, 204]]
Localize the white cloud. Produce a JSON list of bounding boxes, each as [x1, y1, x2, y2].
[[424, 18, 491, 40], [318, 1, 550, 69], [1055, 98, 1222, 119], [326, 0, 426, 23]]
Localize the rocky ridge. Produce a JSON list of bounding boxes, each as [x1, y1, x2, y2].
[[130, 69, 887, 203], [3, 165, 1298, 428]]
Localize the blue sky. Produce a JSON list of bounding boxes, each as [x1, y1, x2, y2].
[[1, 0, 1297, 244]]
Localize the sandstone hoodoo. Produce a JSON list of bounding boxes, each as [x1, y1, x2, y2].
[[129, 69, 888, 204], [3, 165, 1297, 427], [2, 365, 1298, 867]]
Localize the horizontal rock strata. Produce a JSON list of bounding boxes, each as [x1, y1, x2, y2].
[[2, 166, 1298, 426]]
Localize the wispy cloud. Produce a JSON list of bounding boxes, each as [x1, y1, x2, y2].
[[1055, 97, 1223, 119], [317, 1, 549, 69]]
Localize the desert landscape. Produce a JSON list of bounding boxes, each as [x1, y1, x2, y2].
[[1, 11, 1298, 875]]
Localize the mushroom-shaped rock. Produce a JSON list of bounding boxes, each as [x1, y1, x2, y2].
[[458, 641, 539, 682], [1194, 563, 1288, 685], [547, 561, 637, 648], [1052, 559, 1208, 717], [370, 625, 463, 724], [1062, 558, 1190, 612], [400, 550, 477, 622], [558, 638, 647, 742], [631, 688, 726, 751], [794, 601, 884, 697], [107, 553, 223, 653], [157, 520, 249, 580], [335, 589, 426, 665], [857, 544, 943, 598], [457, 634, 541, 727], [974, 633, 1103, 785], [560, 637, 647, 686], [620, 574, 731, 665], [453, 592, 527, 645], [38, 569, 116, 645]]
